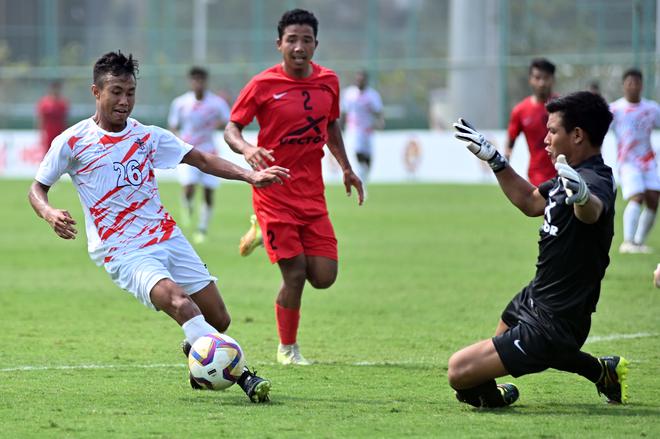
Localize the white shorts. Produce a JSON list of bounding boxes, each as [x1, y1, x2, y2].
[[346, 129, 373, 156], [619, 162, 660, 200], [104, 234, 217, 310], [177, 163, 221, 189]]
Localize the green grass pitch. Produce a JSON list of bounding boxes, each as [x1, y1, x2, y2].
[[1, 179, 659, 438]]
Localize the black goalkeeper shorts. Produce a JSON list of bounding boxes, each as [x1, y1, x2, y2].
[[492, 288, 591, 378]]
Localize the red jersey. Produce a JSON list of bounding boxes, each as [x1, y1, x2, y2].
[[231, 62, 340, 219], [36, 95, 69, 152], [507, 96, 556, 186]]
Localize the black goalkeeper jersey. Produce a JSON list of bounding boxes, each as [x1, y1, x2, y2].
[[530, 154, 616, 319]]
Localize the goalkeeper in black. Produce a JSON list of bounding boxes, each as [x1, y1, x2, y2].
[[448, 91, 628, 408]]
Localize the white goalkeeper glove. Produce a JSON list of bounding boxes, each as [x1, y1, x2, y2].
[[555, 154, 590, 205], [453, 118, 508, 172]]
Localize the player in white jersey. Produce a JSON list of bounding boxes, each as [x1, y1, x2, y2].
[[340, 70, 384, 185], [28, 51, 289, 402], [168, 67, 231, 243], [610, 68, 660, 253]]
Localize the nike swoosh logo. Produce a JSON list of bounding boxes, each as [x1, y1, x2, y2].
[[513, 339, 527, 355], [273, 92, 288, 100]]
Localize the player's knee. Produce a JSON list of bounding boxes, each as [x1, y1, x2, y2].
[[447, 352, 470, 388], [308, 271, 337, 289]]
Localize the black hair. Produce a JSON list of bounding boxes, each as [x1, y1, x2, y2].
[[529, 58, 555, 76], [277, 9, 318, 39], [546, 91, 613, 147], [622, 68, 642, 82], [189, 66, 208, 78], [93, 51, 139, 87]]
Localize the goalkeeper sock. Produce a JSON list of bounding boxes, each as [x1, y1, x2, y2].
[[181, 314, 218, 346], [553, 351, 603, 383], [454, 379, 506, 408], [275, 303, 300, 345]]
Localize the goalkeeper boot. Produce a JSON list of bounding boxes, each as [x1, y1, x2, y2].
[[239, 214, 263, 256], [237, 368, 271, 403], [596, 356, 629, 404], [181, 340, 204, 390], [277, 343, 311, 366], [497, 383, 519, 406]]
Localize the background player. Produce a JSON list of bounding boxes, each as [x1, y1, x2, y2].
[[28, 51, 289, 402], [36, 79, 69, 157], [448, 91, 627, 407], [610, 68, 660, 254], [505, 58, 558, 186], [340, 70, 384, 188], [168, 66, 231, 244], [224, 9, 363, 365]]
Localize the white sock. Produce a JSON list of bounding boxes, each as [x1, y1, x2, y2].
[[357, 162, 370, 183], [181, 315, 217, 346], [198, 203, 212, 233], [634, 208, 656, 245], [182, 195, 193, 217], [623, 201, 642, 243]]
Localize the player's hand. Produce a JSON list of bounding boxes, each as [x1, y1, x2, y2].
[[555, 154, 590, 205], [249, 166, 290, 188], [453, 118, 497, 160], [453, 118, 508, 172], [343, 169, 364, 206], [44, 208, 78, 239], [245, 146, 275, 171]]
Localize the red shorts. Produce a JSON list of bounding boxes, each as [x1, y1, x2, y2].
[[256, 213, 338, 263]]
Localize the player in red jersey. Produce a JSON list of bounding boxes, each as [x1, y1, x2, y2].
[[36, 80, 69, 157], [224, 9, 364, 365], [505, 58, 558, 186]]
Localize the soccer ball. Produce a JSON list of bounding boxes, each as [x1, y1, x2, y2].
[[188, 333, 246, 390]]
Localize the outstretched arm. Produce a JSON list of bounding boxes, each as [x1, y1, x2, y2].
[[28, 181, 78, 239], [326, 119, 364, 205], [224, 121, 275, 170], [181, 148, 289, 188], [453, 118, 545, 217]]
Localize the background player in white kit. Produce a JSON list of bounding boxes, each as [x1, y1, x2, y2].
[[168, 66, 231, 244], [610, 68, 660, 253], [341, 70, 384, 188], [28, 51, 289, 402]]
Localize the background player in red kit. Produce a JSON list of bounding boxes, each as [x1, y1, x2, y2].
[[36, 79, 69, 157], [505, 58, 558, 186], [224, 9, 364, 365]]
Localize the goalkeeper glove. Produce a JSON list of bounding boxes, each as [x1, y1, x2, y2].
[[453, 118, 508, 172], [555, 154, 590, 205]]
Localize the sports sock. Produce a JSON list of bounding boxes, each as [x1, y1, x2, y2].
[[198, 203, 213, 233], [181, 314, 218, 346], [275, 303, 300, 345], [357, 161, 370, 183], [454, 379, 506, 408], [553, 351, 603, 383], [634, 208, 656, 245], [622, 200, 642, 243]]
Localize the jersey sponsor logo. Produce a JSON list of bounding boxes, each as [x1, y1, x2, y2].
[[280, 115, 327, 145], [513, 339, 528, 356], [273, 92, 288, 100], [542, 186, 560, 236]]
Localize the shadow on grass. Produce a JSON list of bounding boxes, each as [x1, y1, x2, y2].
[[473, 401, 660, 417]]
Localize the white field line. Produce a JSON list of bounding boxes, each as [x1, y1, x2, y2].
[[0, 333, 655, 373], [585, 332, 657, 344]]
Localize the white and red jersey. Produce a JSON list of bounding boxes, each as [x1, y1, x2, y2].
[[167, 91, 230, 153], [610, 97, 660, 169], [35, 117, 193, 266], [341, 85, 383, 134]]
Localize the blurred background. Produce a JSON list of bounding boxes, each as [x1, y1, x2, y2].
[[0, 0, 657, 130]]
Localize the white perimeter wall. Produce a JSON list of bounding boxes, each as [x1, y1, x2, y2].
[[1, 129, 658, 184]]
